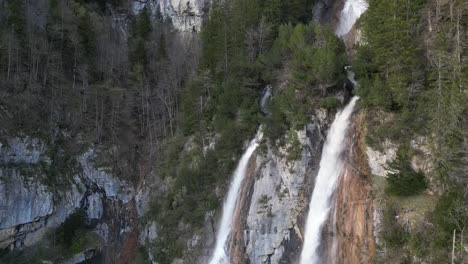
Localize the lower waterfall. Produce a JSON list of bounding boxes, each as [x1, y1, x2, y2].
[[209, 132, 261, 264], [300, 97, 359, 264]]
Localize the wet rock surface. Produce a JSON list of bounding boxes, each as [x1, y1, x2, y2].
[[333, 113, 375, 264], [228, 115, 328, 264]]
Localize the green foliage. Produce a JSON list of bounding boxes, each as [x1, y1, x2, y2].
[[397, 188, 468, 263], [281, 0, 314, 24], [134, 247, 150, 264], [261, 0, 282, 28], [431, 190, 467, 243], [259, 194, 269, 205], [155, 238, 183, 264], [263, 23, 346, 141], [129, 8, 153, 67], [77, 11, 97, 65], [407, 223, 430, 258], [386, 147, 427, 196], [358, 0, 426, 110], [381, 203, 408, 247], [57, 209, 87, 247], [200, 0, 228, 76], [0, 226, 101, 263], [136, 7, 152, 39], [69, 230, 99, 254], [356, 76, 392, 110], [320, 96, 338, 109], [265, 100, 288, 140], [6, 0, 27, 46], [286, 128, 301, 161], [288, 23, 346, 88]]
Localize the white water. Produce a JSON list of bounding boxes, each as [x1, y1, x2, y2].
[[335, 0, 368, 36], [209, 132, 261, 264], [300, 97, 359, 264]]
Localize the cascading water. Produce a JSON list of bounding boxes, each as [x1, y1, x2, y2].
[[209, 132, 261, 264], [300, 97, 359, 264], [335, 0, 368, 36]]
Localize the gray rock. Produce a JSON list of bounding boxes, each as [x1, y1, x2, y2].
[[132, 0, 208, 31], [86, 193, 104, 220], [95, 223, 109, 242], [0, 137, 46, 164], [0, 169, 53, 229], [260, 85, 272, 115], [245, 126, 317, 263], [139, 221, 158, 245], [0, 137, 135, 251], [62, 248, 98, 264], [79, 150, 135, 204], [47, 176, 85, 228], [410, 136, 433, 175], [366, 140, 397, 177]]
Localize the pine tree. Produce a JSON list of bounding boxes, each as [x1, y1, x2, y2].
[[137, 6, 152, 40], [77, 11, 96, 65], [386, 147, 427, 196], [362, 0, 425, 109]]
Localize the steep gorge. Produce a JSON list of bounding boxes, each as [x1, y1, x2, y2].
[[206, 1, 373, 263], [2, 0, 464, 263]]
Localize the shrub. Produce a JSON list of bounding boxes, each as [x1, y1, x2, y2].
[[320, 97, 338, 109], [386, 147, 427, 196], [381, 203, 408, 247], [57, 208, 87, 247], [286, 128, 301, 161], [431, 189, 467, 245]]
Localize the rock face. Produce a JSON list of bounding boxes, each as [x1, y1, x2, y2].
[[410, 137, 433, 175], [228, 115, 328, 264], [0, 137, 145, 263], [333, 113, 375, 264], [0, 170, 53, 230], [0, 137, 55, 249], [313, 0, 338, 25], [366, 140, 397, 177], [133, 0, 209, 31], [203, 106, 377, 264]]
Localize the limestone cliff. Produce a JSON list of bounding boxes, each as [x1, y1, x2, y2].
[[132, 0, 209, 31], [333, 113, 375, 264], [0, 137, 148, 263], [227, 112, 329, 264]]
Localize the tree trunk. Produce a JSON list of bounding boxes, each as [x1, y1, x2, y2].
[[452, 229, 456, 264], [7, 34, 11, 81]]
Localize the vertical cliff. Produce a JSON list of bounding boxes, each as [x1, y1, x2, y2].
[[132, 0, 209, 31], [334, 113, 375, 264], [225, 112, 330, 264], [0, 137, 148, 263]]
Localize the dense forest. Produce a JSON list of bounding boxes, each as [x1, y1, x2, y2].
[[358, 0, 467, 262], [0, 0, 201, 184], [0, 0, 466, 263]]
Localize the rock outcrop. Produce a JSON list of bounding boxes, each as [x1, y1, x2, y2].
[[228, 114, 329, 264], [366, 140, 397, 178], [132, 0, 209, 31], [333, 113, 375, 264], [0, 137, 146, 263]]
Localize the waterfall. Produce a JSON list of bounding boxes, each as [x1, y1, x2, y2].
[[300, 97, 359, 264], [260, 85, 272, 115], [209, 132, 261, 264], [335, 0, 368, 36]]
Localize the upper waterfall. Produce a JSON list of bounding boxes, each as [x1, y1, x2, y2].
[[300, 97, 359, 264], [335, 0, 368, 36], [209, 132, 261, 264]]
